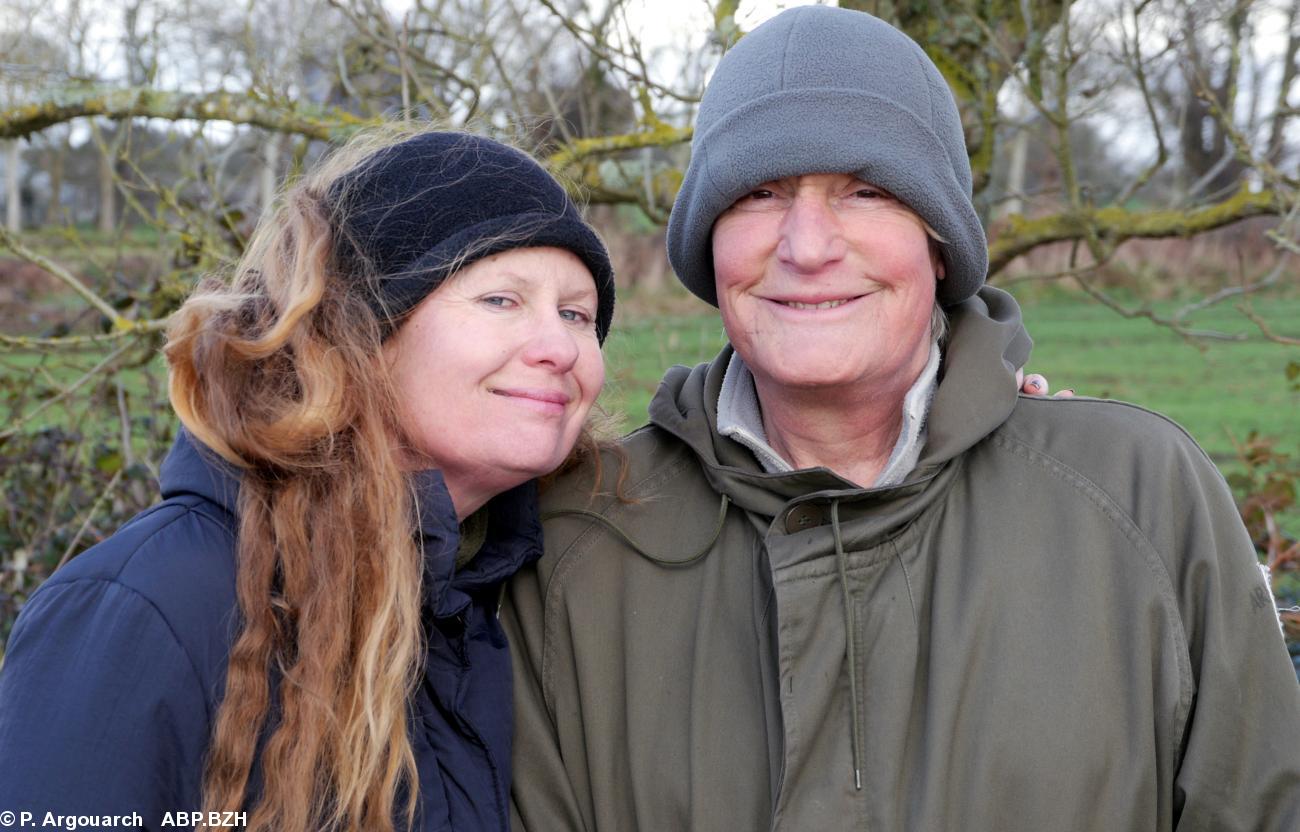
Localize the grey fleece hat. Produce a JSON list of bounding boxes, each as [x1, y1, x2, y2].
[[667, 5, 987, 307]]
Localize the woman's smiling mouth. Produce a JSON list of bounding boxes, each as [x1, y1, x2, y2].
[[490, 387, 572, 414]]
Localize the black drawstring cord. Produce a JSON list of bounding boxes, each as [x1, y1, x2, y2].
[[831, 500, 864, 790]]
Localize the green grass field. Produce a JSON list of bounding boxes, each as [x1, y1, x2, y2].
[[1022, 299, 1297, 454]]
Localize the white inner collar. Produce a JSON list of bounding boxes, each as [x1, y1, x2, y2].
[[716, 344, 942, 487]]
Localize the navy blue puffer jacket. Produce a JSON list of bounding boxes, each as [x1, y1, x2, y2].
[[0, 430, 541, 831]]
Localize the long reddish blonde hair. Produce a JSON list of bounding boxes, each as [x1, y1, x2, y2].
[[166, 126, 434, 831]]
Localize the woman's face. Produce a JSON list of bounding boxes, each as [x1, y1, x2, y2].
[[384, 247, 605, 515]]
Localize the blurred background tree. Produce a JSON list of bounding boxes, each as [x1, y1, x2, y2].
[[1, 0, 1297, 666]]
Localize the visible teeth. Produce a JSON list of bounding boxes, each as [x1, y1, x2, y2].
[[781, 299, 849, 310]]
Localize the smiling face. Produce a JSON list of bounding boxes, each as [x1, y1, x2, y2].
[[712, 173, 944, 401], [384, 246, 605, 515]]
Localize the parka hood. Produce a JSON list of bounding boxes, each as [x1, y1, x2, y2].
[[647, 285, 1032, 522]]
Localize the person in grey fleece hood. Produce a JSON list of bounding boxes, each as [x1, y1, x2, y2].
[[505, 6, 1300, 831]]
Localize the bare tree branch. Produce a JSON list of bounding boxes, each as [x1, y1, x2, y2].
[[1113, 0, 1171, 205], [990, 186, 1281, 273], [0, 341, 137, 442], [0, 87, 372, 141], [0, 225, 168, 333], [1238, 304, 1300, 345], [533, 0, 700, 103], [57, 467, 124, 569], [546, 124, 691, 176], [0, 330, 159, 349]]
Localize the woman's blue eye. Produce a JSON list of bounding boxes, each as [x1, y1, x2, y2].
[[559, 308, 593, 325], [482, 295, 513, 308]]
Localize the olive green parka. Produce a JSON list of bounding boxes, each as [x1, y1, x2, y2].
[[505, 287, 1300, 831]]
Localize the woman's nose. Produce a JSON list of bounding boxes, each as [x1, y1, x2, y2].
[[521, 313, 581, 372]]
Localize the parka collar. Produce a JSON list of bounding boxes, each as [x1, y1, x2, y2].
[[160, 428, 242, 516], [647, 286, 1033, 522]]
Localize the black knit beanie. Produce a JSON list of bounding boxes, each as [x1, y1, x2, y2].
[[327, 131, 616, 342]]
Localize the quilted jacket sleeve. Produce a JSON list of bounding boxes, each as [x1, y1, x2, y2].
[[0, 577, 212, 829]]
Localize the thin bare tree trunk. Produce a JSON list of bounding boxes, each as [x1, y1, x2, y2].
[[1266, 0, 1300, 163], [259, 132, 280, 218], [5, 139, 21, 232], [98, 141, 115, 233], [1002, 127, 1029, 219], [45, 133, 66, 225]]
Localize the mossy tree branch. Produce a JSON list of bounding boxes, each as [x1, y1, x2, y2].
[[1, 85, 694, 206], [547, 123, 691, 214], [0, 87, 374, 141], [545, 124, 692, 172], [988, 186, 1283, 274]]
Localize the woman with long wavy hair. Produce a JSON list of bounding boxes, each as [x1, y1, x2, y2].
[[0, 126, 615, 832]]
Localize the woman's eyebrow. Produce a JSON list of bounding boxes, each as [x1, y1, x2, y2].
[[486, 269, 596, 299]]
